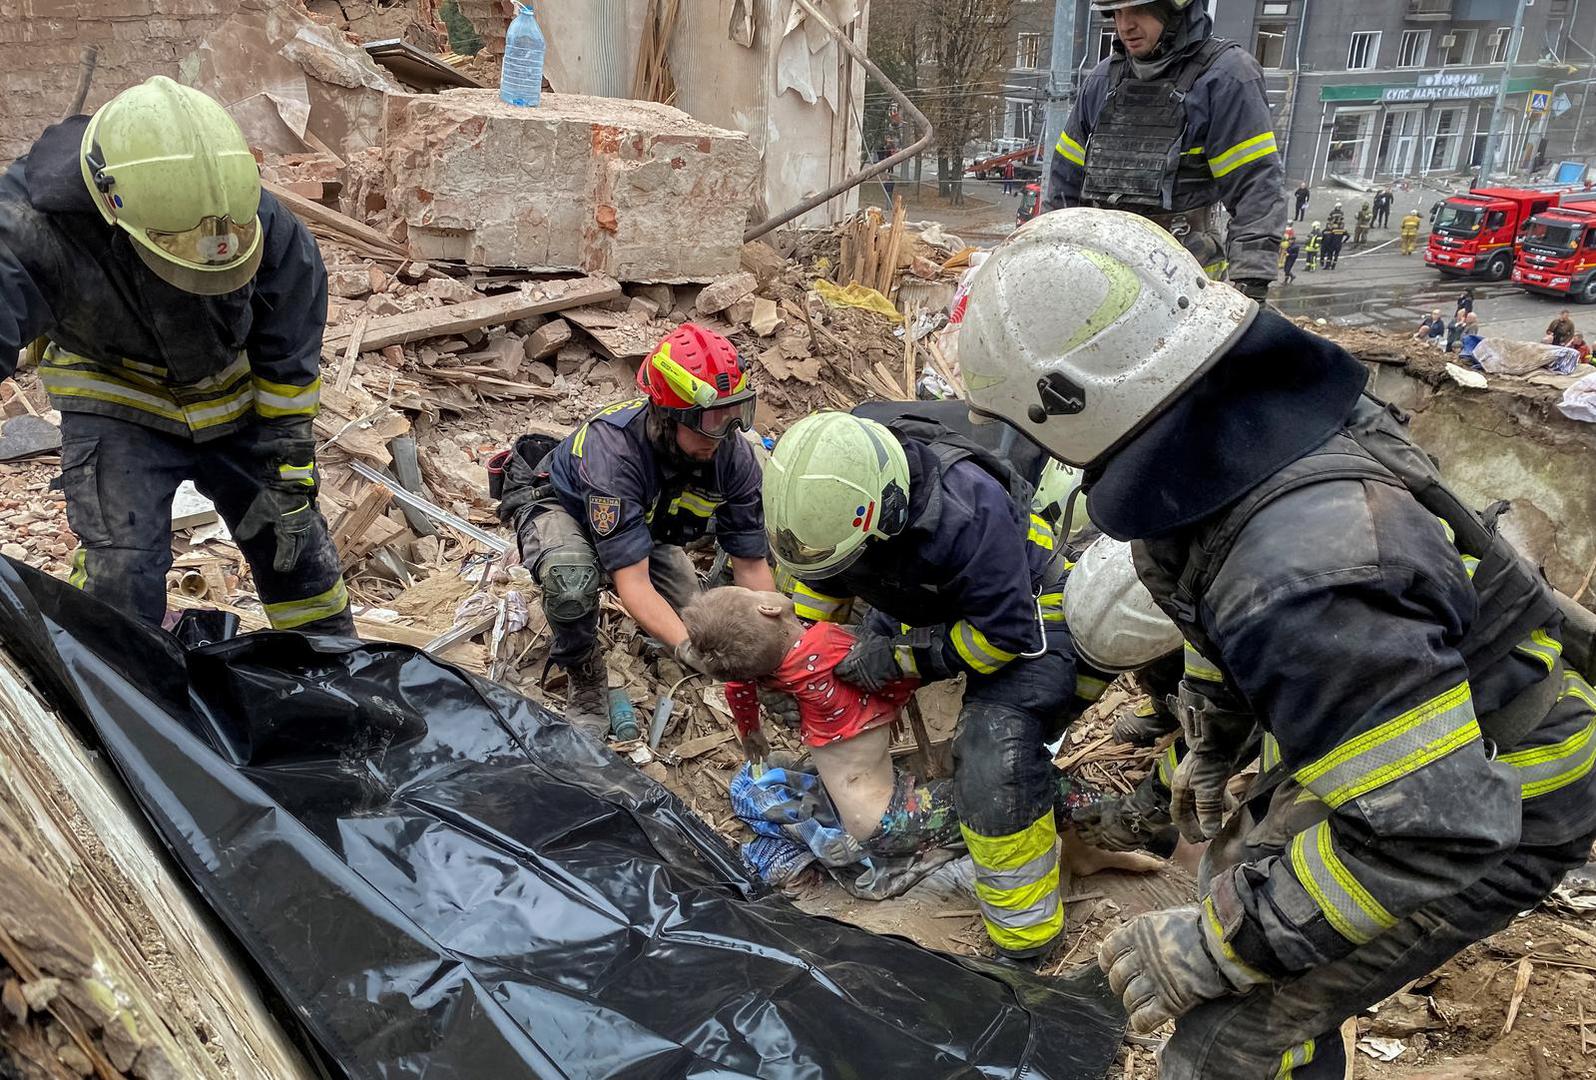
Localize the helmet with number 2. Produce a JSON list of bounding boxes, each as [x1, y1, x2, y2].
[[80, 76, 263, 296]]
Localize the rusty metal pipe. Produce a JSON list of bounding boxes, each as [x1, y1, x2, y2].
[[744, 0, 933, 242]]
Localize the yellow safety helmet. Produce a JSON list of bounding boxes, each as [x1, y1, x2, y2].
[[80, 76, 263, 295]]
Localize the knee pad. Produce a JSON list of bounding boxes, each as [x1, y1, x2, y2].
[[538, 551, 601, 624]]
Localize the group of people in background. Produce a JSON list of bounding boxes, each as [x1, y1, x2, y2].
[[1282, 183, 1429, 282], [1413, 289, 1480, 356]]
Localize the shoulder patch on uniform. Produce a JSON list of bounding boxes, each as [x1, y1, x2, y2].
[[588, 495, 621, 536]]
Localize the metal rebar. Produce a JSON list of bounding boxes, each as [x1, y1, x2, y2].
[[744, 0, 934, 242]]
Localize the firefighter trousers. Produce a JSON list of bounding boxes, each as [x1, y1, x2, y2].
[[520, 501, 700, 665], [58, 412, 353, 635], [1159, 765, 1596, 1079], [953, 621, 1078, 959]]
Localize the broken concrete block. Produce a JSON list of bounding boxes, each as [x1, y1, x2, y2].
[[628, 296, 660, 320], [631, 283, 674, 312], [384, 91, 759, 281], [327, 266, 373, 298], [556, 342, 595, 376], [420, 277, 478, 304], [723, 298, 755, 327], [367, 294, 404, 316], [751, 297, 782, 337], [525, 319, 573, 360], [695, 272, 758, 315]]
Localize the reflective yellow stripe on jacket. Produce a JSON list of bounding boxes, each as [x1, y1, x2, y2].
[[41, 345, 318, 442], [1208, 131, 1279, 179], [1184, 642, 1224, 683], [1293, 681, 1479, 809], [951, 619, 1018, 675], [964, 812, 1062, 954], [1055, 131, 1086, 167], [791, 581, 848, 624], [1289, 819, 1397, 945], [1501, 672, 1596, 799]]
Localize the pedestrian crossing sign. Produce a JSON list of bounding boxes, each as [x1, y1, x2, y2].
[[1529, 90, 1552, 114]]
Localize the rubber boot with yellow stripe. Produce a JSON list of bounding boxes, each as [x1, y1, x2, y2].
[[963, 810, 1063, 961]]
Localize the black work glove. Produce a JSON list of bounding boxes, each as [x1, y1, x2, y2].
[[835, 632, 908, 692], [235, 427, 320, 574], [1168, 682, 1258, 843], [1233, 278, 1271, 302]]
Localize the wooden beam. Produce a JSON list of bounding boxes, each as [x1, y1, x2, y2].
[[263, 179, 407, 258], [322, 275, 623, 353], [0, 650, 313, 1078]]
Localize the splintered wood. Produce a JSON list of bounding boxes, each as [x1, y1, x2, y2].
[[0, 650, 311, 1078], [837, 197, 909, 296]]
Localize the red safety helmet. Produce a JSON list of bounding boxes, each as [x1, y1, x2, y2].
[[636, 323, 756, 439]]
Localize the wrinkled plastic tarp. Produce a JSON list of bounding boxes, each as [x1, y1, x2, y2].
[[1559, 370, 1596, 423], [0, 560, 1125, 1079]]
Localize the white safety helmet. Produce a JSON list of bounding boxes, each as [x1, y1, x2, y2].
[[1065, 537, 1182, 672], [960, 208, 1257, 468]]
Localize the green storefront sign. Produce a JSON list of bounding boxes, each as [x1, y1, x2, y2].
[[1321, 76, 1544, 104]]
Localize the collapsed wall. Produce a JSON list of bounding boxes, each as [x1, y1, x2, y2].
[[0, 0, 242, 165], [384, 89, 760, 281], [1363, 357, 1596, 606]]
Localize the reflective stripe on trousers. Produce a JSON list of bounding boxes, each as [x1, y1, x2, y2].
[[962, 812, 1063, 956]]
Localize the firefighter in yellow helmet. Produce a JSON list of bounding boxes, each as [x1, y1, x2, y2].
[[0, 76, 352, 635]]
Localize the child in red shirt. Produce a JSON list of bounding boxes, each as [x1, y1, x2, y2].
[[681, 587, 958, 857]]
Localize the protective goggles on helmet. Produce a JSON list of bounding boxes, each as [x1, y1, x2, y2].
[[145, 214, 260, 270], [664, 393, 757, 439], [769, 525, 867, 576]]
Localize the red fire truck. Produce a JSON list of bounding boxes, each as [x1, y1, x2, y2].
[[1513, 201, 1596, 302], [1426, 187, 1563, 280]]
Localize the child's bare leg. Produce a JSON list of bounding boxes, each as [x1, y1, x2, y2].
[[809, 726, 896, 842]]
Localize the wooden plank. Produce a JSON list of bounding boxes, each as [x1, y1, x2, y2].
[[164, 593, 489, 671], [323, 275, 622, 353], [0, 650, 313, 1078], [877, 194, 908, 295], [330, 484, 392, 554], [334, 311, 370, 388], [264, 179, 406, 257]]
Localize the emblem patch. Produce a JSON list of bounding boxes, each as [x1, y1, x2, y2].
[[588, 495, 621, 536]]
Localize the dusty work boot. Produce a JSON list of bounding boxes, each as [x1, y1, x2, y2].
[[564, 648, 611, 740], [1111, 697, 1181, 746]]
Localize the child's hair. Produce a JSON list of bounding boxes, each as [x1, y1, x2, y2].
[[680, 588, 791, 681]]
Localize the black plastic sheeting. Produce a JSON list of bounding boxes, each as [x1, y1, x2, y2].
[[0, 560, 1126, 1079]]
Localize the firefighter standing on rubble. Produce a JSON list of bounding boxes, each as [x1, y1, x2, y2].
[[0, 76, 353, 635], [960, 208, 1596, 1078], [761, 410, 1080, 964], [495, 324, 775, 738], [1046, 0, 1285, 301]]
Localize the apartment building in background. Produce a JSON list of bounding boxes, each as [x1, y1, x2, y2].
[[1207, 0, 1596, 183]]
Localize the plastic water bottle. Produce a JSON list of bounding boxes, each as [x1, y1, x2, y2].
[[499, 2, 545, 108]]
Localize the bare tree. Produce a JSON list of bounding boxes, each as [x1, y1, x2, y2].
[[869, 0, 1016, 206]]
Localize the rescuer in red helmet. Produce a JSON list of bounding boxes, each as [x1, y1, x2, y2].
[[492, 324, 775, 735]]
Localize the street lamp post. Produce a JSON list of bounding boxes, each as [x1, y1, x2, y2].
[[1477, 0, 1530, 186]]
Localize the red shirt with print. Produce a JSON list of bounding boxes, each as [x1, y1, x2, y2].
[[725, 622, 918, 747]]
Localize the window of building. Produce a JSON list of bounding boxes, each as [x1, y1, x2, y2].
[[1347, 31, 1381, 71], [1254, 22, 1288, 68], [1488, 27, 1512, 64], [1428, 107, 1464, 172], [1096, 27, 1117, 63], [1015, 33, 1041, 70], [1543, 19, 1565, 62], [1398, 29, 1429, 68], [1327, 109, 1378, 176], [1260, 1, 1290, 14], [1440, 28, 1476, 66]]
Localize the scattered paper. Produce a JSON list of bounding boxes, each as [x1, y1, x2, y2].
[[1356, 1037, 1406, 1062]]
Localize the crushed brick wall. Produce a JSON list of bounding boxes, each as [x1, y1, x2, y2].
[[452, 0, 509, 57], [0, 0, 241, 166]]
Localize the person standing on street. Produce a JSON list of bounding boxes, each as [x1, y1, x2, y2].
[[1293, 181, 1310, 223], [1047, 0, 1285, 301], [0, 76, 353, 635], [1354, 202, 1372, 247], [1400, 208, 1423, 255], [1002, 160, 1017, 196], [1373, 188, 1392, 229], [1304, 221, 1323, 271], [1323, 215, 1348, 269], [958, 208, 1596, 1080], [1281, 230, 1301, 284]]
